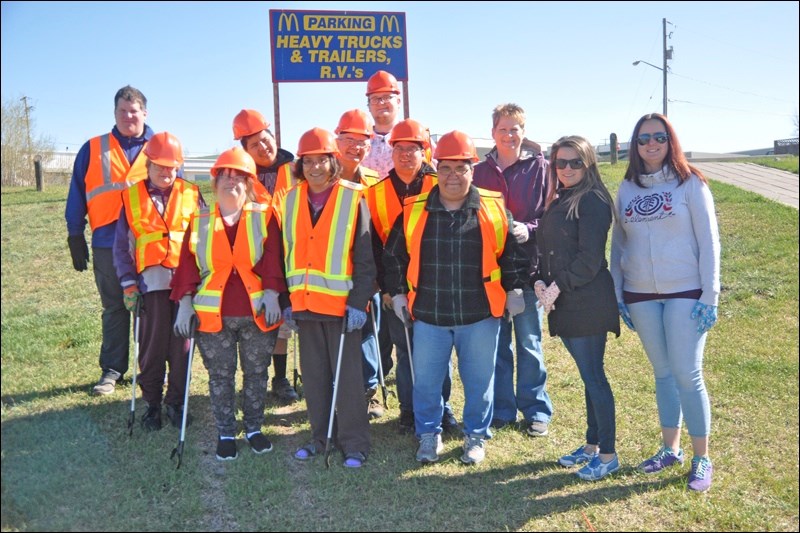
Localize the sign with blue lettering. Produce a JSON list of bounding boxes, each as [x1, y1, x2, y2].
[[269, 9, 408, 83]]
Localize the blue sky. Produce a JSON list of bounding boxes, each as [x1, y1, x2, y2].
[[2, 1, 798, 157]]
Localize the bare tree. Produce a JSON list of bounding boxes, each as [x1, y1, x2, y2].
[[1, 96, 55, 186]]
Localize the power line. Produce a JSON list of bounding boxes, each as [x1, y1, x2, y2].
[[670, 99, 793, 116], [669, 70, 795, 104]]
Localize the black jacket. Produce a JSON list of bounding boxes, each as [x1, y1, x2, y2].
[[537, 188, 620, 338]]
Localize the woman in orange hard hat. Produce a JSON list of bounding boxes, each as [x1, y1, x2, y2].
[[170, 147, 286, 461], [279, 127, 376, 468]]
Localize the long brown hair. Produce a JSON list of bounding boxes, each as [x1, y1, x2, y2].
[[624, 113, 706, 187], [546, 135, 613, 220]]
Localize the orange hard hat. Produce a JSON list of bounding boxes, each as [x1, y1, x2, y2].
[[297, 127, 340, 156], [389, 119, 430, 148], [144, 131, 184, 167], [434, 130, 479, 162], [366, 70, 400, 96], [335, 109, 373, 137], [210, 146, 257, 180], [232, 109, 269, 140]]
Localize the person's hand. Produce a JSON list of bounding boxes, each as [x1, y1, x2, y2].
[[123, 284, 141, 313], [392, 294, 412, 327], [346, 305, 367, 332], [538, 281, 560, 313], [691, 301, 718, 334], [67, 234, 89, 272], [381, 292, 393, 311], [173, 295, 197, 338], [504, 288, 525, 321], [259, 290, 282, 326], [282, 306, 299, 332], [512, 221, 529, 244], [533, 280, 547, 308], [618, 302, 635, 331]]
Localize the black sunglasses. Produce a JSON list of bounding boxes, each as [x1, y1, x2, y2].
[[554, 158, 584, 170], [636, 132, 669, 146]]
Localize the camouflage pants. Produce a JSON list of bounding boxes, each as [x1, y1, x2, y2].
[[196, 316, 278, 436]]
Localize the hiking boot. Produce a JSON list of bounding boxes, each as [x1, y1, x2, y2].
[[399, 410, 415, 433], [216, 437, 238, 461], [441, 409, 459, 434], [416, 433, 444, 463], [576, 454, 620, 481], [687, 456, 713, 492], [271, 377, 299, 403], [365, 388, 384, 419], [247, 432, 273, 454], [140, 404, 162, 432], [526, 420, 549, 437], [165, 403, 192, 429], [558, 444, 598, 467], [92, 369, 120, 395], [638, 445, 685, 474], [460, 434, 486, 465]]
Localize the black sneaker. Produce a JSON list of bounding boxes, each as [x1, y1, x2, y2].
[[247, 432, 273, 454], [442, 409, 459, 434], [271, 377, 299, 403], [165, 403, 192, 429], [216, 437, 238, 461], [141, 404, 162, 431], [399, 410, 415, 433]]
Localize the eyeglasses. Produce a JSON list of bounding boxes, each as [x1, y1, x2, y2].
[[393, 145, 422, 155], [302, 157, 330, 168], [636, 132, 669, 146], [368, 95, 395, 105], [437, 165, 471, 177], [554, 158, 585, 170], [218, 173, 248, 183], [338, 137, 369, 150]]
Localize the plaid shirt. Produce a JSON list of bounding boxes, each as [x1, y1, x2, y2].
[[383, 185, 529, 326]]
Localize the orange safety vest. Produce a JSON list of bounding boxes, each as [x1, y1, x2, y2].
[[403, 189, 509, 318], [281, 179, 363, 317], [122, 179, 199, 273], [365, 173, 437, 244], [358, 167, 381, 188], [85, 133, 149, 230], [188, 202, 277, 333], [252, 162, 294, 224]]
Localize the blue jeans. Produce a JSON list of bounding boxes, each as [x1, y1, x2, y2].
[[493, 287, 552, 424], [629, 298, 711, 437], [361, 293, 381, 392], [561, 335, 616, 454], [412, 317, 500, 438]]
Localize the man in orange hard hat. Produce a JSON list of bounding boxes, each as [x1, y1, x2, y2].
[[232, 109, 299, 404], [361, 70, 402, 179]]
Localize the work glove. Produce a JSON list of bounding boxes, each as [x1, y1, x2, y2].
[[690, 301, 718, 334], [282, 306, 299, 332], [346, 305, 367, 333], [512, 221, 529, 244], [392, 294, 412, 327], [535, 281, 560, 313], [173, 295, 197, 338], [123, 284, 141, 313], [504, 288, 525, 321], [381, 292, 393, 311], [618, 302, 635, 331], [67, 234, 89, 272], [258, 290, 282, 326]]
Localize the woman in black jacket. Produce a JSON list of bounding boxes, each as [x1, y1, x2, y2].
[[535, 135, 620, 481]]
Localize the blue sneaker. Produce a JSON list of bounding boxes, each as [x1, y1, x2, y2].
[[558, 445, 598, 467], [576, 454, 620, 481], [687, 456, 713, 492], [638, 445, 685, 474]]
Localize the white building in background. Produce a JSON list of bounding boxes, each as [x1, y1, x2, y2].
[[41, 151, 216, 182]]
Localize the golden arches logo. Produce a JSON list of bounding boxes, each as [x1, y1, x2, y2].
[[277, 12, 299, 32], [379, 15, 399, 33]]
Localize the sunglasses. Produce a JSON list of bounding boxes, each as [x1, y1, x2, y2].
[[637, 132, 669, 146], [554, 158, 585, 170]]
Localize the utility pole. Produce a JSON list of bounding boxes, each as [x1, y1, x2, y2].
[[662, 18, 673, 116], [20, 95, 34, 167]]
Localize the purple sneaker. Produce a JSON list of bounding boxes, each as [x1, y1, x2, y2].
[[687, 456, 713, 492], [638, 445, 685, 474]]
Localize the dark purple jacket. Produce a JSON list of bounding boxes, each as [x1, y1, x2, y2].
[[472, 144, 549, 276]]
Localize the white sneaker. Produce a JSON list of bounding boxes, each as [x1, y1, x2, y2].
[[416, 433, 443, 463], [460, 434, 486, 464]]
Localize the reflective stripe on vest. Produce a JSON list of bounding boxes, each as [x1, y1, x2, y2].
[[282, 180, 362, 316], [366, 173, 436, 244], [124, 179, 199, 273], [188, 202, 274, 333], [403, 190, 508, 318], [85, 133, 149, 230]]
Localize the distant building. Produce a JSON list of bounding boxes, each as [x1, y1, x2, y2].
[[40, 150, 217, 182]]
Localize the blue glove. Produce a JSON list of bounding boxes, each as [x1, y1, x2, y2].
[[282, 306, 299, 332], [346, 305, 367, 333], [618, 302, 635, 331], [691, 301, 718, 334]]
